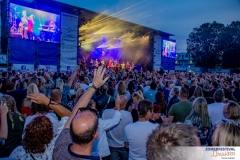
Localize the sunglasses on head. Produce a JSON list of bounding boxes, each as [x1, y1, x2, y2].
[[76, 107, 99, 117]]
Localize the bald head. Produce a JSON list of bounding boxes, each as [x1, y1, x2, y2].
[[70, 110, 98, 145]]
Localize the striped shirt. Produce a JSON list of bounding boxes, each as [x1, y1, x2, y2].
[[53, 128, 100, 160]]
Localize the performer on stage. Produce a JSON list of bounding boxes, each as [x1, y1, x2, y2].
[[94, 59, 99, 68], [28, 14, 35, 40], [126, 61, 130, 70], [100, 60, 105, 66], [130, 62, 135, 71], [108, 59, 113, 68], [116, 61, 121, 72], [121, 62, 126, 70], [90, 58, 94, 70], [79, 57, 86, 70], [21, 10, 28, 39]]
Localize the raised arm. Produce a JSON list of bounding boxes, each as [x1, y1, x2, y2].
[[68, 66, 80, 88], [27, 94, 71, 117], [64, 66, 109, 129]]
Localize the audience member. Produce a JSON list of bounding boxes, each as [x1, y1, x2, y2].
[[0, 95, 25, 158], [168, 87, 192, 123], [102, 95, 132, 160], [124, 100, 158, 160], [146, 123, 201, 160], [9, 116, 56, 159], [212, 122, 240, 146], [208, 89, 225, 124], [185, 97, 213, 146]]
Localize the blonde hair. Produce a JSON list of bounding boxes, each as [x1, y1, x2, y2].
[[186, 97, 211, 128], [27, 83, 39, 95], [227, 101, 240, 120], [75, 88, 84, 99], [39, 76, 46, 85], [3, 95, 24, 129], [117, 81, 126, 95], [74, 83, 82, 92], [132, 90, 144, 101], [213, 123, 240, 146], [56, 79, 64, 91]]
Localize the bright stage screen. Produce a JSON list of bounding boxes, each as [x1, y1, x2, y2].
[[162, 40, 176, 58], [10, 3, 60, 43]]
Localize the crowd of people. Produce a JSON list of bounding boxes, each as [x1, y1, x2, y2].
[[0, 65, 240, 160]]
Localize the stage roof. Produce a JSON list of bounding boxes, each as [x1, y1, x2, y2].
[[37, 0, 175, 37]]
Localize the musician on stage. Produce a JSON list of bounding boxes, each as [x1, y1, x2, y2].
[[100, 60, 105, 66], [79, 57, 86, 70], [116, 61, 121, 72], [121, 62, 126, 70], [130, 62, 135, 71], [21, 10, 28, 39], [94, 59, 99, 68], [108, 59, 113, 68], [90, 58, 94, 70], [28, 14, 35, 40], [126, 61, 130, 70]]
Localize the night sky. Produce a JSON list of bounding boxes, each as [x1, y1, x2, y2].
[[55, 0, 240, 52]]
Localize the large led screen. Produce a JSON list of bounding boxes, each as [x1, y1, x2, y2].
[[10, 3, 60, 43], [162, 40, 176, 58]]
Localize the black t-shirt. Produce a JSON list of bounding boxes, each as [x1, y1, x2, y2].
[[0, 113, 25, 158]]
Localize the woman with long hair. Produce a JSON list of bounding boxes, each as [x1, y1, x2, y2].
[[22, 83, 39, 117], [185, 97, 212, 146], [189, 86, 204, 102], [0, 95, 25, 158], [212, 122, 240, 146], [10, 115, 56, 159], [214, 101, 240, 129], [154, 91, 168, 115], [128, 90, 144, 122], [114, 81, 131, 100]]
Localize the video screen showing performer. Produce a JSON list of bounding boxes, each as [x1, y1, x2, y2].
[[10, 3, 60, 43], [162, 40, 176, 58]]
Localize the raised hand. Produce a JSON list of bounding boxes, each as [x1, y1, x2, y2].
[[27, 93, 49, 106], [93, 66, 109, 88], [0, 103, 8, 115]]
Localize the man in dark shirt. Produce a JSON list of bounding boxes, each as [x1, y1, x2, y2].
[[189, 79, 196, 98], [94, 84, 115, 117], [209, 81, 218, 97]]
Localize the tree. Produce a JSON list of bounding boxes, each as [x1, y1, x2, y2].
[[187, 21, 225, 68], [220, 21, 240, 69]]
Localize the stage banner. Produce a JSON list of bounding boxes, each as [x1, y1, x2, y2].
[[38, 65, 57, 72], [0, 54, 7, 64], [153, 35, 162, 71], [10, 38, 35, 64], [12, 64, 34, 71], [38, 41, 59, 66], [60, 13, 78, 72]]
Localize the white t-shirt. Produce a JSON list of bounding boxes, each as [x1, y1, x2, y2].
[[208, 102, 225, 124], [124, 121, 158, 160], [102, 109, 133, 148], [23, 113, 59, 135]]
